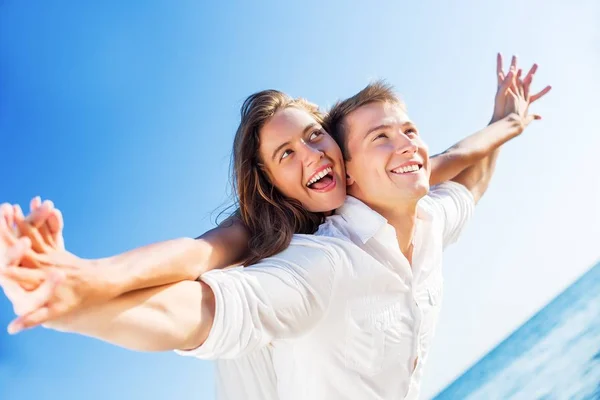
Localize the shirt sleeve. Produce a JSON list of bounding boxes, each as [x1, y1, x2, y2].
[[427, 181, 475, 247], [174, 239, 340, 359]]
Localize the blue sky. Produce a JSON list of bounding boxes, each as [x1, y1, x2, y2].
[[1, 1, 598, 399]]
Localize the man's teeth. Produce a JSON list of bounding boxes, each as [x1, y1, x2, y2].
[[392, 164, 420, 174], [307, 167, 333, 186]]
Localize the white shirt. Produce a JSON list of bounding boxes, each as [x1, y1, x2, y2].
[[177, 182, 474, 400]]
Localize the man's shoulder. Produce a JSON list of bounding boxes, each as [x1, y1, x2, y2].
[[421, 181, 474, 214], [248, 234, 348, 269], [426, 181, 474, 204]]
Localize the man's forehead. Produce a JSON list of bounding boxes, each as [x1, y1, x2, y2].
[[347, 101, 411, 131]]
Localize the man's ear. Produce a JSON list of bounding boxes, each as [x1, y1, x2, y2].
[[346, 172, 355, 187]]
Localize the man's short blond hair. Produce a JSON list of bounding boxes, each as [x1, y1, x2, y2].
[[324, 80, 405, 160]]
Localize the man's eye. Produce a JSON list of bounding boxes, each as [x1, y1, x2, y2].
[[405, 128, 418, 136], [374, 133, 388, 140], [309, 130, 323, 141]]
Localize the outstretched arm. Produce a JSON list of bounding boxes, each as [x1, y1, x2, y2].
[[429, 114, 524, 186], [452, 55, 550, 203], [53, 280, 216, 352], [1, 237, 338, 358], [430, 54, 550, 201], [90, 213, 251, 294], [0, 199, 250, 328]]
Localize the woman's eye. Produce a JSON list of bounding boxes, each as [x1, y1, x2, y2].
[[374, 133, 388, 140], [405, 128, 418, 136], [281, 149, 293, 160]]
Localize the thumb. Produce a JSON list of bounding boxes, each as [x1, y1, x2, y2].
[[524, 114, 542, 127], [8, 306, 53, 334]]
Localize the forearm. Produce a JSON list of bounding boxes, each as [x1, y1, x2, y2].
[[452, 147, 500, 203], [92, 215, 250, 297], [50, 280, 215, 352], [429, 114, 523, 186], [451, 116, 519, 202]]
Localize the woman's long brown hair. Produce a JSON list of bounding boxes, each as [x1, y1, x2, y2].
[[232, 90, 326, 265]]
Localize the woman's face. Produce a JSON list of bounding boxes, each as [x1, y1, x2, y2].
[[258, 106, 346, 213]]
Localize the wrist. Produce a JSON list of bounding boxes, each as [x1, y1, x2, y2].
[[490, 113, 525, 137], [489, 113, 503, 124], [86, 257, 130, 299]]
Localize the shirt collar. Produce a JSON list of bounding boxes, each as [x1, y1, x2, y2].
[[335, 195, 434, 244]]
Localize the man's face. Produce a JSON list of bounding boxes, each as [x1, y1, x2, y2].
[[343, 101, 430, 213]]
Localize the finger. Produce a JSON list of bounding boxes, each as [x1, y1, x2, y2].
[[29, 196, 42, 213], [523, 114, 542, 126], [28, 198, 59, 249], [35, 209, 57, 250], [515, 69, 525, 96], [496, 53, 504, 85], [1, 265, 46, 289], [522, 64, 538, 99], [510, 55, 518, 71], [1, 203, 16, 232], [14, 213, 47, 253], [13, 271, 62, 320], [0, 203, 15, 233], [0, 275, 25, 304], [0, 207, 19, 246], [3, 238, 32, 268], [47, 209, 63, 236], [19, 247, 53, 269], [518, 75, 526, 97], [523, 63, 538, 86], [498, 69, 515, 95], [25, 200, 54, 229], [530, 85, 552, 103], [13, 204, 24, 221], [47, 208, 65, 249], [9, 305, 56, 334]]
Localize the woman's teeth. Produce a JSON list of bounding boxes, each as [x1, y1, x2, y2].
[[307, 167, 333, 186]]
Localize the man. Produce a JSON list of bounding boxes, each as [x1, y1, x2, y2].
[[0, 56, 549, 399]]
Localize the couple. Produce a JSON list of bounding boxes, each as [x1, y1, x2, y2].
[[0, 54, 550, 399]]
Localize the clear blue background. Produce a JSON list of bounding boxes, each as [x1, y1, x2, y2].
[[1, 1, 598, 399]]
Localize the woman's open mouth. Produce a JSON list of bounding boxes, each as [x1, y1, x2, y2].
[[306, 166, 336, 192]]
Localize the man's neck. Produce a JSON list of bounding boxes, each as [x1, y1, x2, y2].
[[372, 201, 419, 263]]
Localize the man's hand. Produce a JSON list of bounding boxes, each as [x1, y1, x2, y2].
[[491, 53, 552, 125]]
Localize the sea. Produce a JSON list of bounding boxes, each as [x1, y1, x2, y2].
[[432, 261, 600, 400]]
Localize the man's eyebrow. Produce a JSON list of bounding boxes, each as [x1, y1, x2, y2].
[[364, 124, 392, 138], [303, 122, 318, 135]]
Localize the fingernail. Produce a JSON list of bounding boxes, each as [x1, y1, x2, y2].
[[8, 322, 22, 335], [13, 205, 23, 219]]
